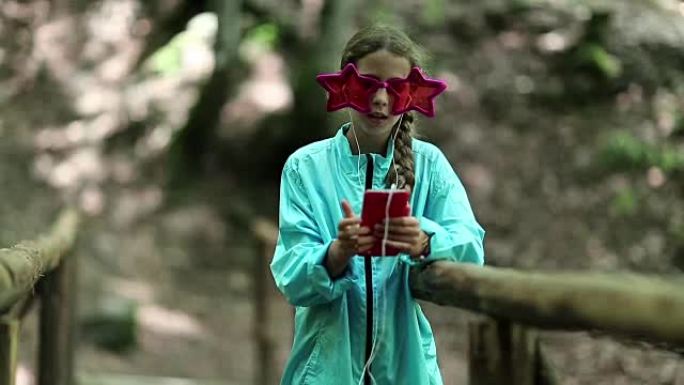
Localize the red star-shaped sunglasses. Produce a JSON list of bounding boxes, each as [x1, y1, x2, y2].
[[315, 63, 447, 117]]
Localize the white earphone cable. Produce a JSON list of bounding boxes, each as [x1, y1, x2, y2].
[[358, 114, 404, 385], [348, 112, 363, 190]]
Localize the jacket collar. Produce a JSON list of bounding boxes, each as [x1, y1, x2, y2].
[[334, 122, 397, 178]]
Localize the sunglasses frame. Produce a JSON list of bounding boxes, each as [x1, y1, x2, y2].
[[316, 63, 447, 117]]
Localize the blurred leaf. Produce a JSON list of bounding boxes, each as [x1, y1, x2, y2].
[[658, 147, 684, 172], [576, 43, 622, 79], [610, 187, 638, 217], [367, 2, 401, 26], [672, 112, 684, 137], [239, 22, 279, 61], [599, 130, 684, 173], [81, 297, 138, 353], [145, 13, 218, 76], [600, 131, 649, 171], [422, 0, 446, 26], [147, 35, 185, 75]]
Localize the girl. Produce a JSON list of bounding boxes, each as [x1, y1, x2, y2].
[[270, 25, 485, 385]]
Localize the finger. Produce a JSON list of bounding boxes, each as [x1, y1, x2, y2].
[[340, 227, 368, 241], [374, 224, 420, 236], [338, 217, 361, 230], [357, 235, 375, 247], [341, 200, 356, 219], [349, 226, 371, 236], [373, 233, 418, 244], [339, 233, 358, 244], [385, 216, 420, 227], [381, 239, 413, 252]]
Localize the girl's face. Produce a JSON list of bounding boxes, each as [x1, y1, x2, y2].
[[350, 49, 412, 138]]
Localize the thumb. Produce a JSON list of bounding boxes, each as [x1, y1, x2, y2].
[[341, 200, 355, 218]]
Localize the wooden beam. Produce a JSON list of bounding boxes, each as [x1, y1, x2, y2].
[[0, 209, 79, 313], [410, 261, 684, 346]]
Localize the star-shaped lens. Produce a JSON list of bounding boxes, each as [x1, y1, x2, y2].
[[388, 67, 447, 117], [315, 63, 380, 113], [316, 63, 447, 117]]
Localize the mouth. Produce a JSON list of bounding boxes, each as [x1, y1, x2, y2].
[[366, 111, 389, 125]]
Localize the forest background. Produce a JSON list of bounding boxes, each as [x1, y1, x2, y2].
[[1, 0, 683, 384]]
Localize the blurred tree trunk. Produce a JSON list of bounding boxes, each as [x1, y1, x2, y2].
[[168, 0, 242, 186], [289, 0, 357, 140], [240, 0, 357, 182]]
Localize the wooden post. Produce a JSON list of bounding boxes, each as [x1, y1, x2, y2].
[[37, 250, 77, 385], [254, 236, 274, 385], [468, 317, 511, 385], [0, 319, 19, 385], [468, 317, 538, 385], [536, 343, 561, 385], [252, 219, 279, 385]]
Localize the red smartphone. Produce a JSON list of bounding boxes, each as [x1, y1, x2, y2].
[[360, 189, 411, 256]]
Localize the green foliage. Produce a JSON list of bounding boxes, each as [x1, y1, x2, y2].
[[246, 23, 279, 49], [599, 131, 684, 173], [422, 0, 447, 26], [600, 131, 650, 170], [367, 3, 402, 27], [81, 297, 138, 353], [574, 43, 623, 79], [147, 36, 184, 75], [145, 13, 218, 76], [610, 187, 638, 217], [672, 113, 684, 136], [239, 23, 279, 60]]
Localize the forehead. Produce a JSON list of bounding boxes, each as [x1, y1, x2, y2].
[[356, 49, 412, 80]]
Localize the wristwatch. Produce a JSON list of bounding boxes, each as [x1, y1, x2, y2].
[[417, 231, 433, 260]]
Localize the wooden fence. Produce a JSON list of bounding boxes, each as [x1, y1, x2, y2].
[[0, 209, 80, 385], [409, 261, 684, 385], [254, 220, 684, 385]]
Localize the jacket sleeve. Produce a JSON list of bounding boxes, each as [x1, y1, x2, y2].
[[270, 159, 356, 307], [401, 151, 485, 267]]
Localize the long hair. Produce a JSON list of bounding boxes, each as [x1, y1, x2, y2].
[[340, 25, 427, 191]]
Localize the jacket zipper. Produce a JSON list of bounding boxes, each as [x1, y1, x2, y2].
[[363, 154, 374, 385]]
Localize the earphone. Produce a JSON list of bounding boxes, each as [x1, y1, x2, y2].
[[349, 113, 405, 385]]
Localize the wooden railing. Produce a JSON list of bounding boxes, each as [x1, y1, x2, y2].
[[0, 209, 80, 385], [253, 219, 684, 385], [409, 261, 684, 385]]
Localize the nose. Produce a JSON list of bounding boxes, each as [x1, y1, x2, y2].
[[371, 86, 389, 109]]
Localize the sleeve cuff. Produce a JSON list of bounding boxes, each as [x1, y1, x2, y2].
[[307, 240, 356, 300], [400, 216, 484, 267]]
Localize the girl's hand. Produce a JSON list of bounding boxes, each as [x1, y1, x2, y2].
[[326, 200, 374, 277], [336, 200, 374, 257], [373, 216, 429, 259]]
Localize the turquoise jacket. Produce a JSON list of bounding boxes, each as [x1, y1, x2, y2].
[[271, 124, 485, 385]]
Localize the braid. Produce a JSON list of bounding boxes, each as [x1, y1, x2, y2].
[[386, 112, 415, 191]]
